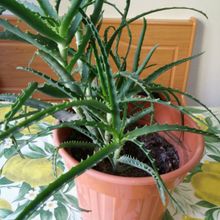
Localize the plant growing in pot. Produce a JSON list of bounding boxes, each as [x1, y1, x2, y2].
[[0, 1, 219, 220]]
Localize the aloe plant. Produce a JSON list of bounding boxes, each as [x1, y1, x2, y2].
[[0, 1, 219, 219]]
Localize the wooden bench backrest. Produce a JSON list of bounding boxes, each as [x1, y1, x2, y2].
[[0, 16, 197, 104]]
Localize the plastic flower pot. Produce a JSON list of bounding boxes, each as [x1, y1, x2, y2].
[[53, 103, 204, 220]]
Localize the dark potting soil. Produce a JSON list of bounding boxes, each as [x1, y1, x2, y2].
[[67, 131, 179, 177]]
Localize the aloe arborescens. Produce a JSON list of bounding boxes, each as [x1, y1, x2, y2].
[[0, 1, 219, 219]]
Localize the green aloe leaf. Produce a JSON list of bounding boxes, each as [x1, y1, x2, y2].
[[121, 95, 216, 133], [106, 7, 207, 53], [66, 13, 82, 44], [126, 106, 154, 127], [118, 155, 166, 204], [27, 32, 59, 53], [59, 0, 82, 37], [0, 93, 79, 123], [0, 0, 64, 43], [124, 123, 220, 141], [80, 9, 121, 132], [136, 44, 159, 77], [37, 84, 70, 99], [119, 72, 210, 130], [0, 30, 25, 41], [145, 52, 204, 83], [59, 140, 97, 150], [70, 126, 104, 147], [15, 142, 120, 220], [0, 99, 111, 140], [67, 0, 104, 72], [132, 17, 147, 72], [20, 1, 44, 15], [119, 71, 151, 98], [118, 44, 158, 99], [54, 0, 61, 13], [120, 152, 183, 213], [0, 94, 52, 110], [103, 1, 123, 16], [147, 83, 220, 125], [91, 41, 108, 98], [113, 0, 132, 71], [36, 0, 58, 19], [17, 66, 80, 99], [55, 120, 112, 133], [37, 50, 81, 95], [18, 124, 104, 151], [0, 110, 39, 125], [4, 82, 38, 126], [0, 19, 62, 62]]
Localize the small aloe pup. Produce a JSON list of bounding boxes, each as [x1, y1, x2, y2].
[[0, 1, 219, 220]]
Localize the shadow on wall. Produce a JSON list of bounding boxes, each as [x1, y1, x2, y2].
[[187, 19, 205, 105]]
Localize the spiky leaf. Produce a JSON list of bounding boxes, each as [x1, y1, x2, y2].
[[37, 84, 70, 98], [0, 0, 64, 43], [0, 93, 79, 122], [106, 7, 207, 53], [0, 99, 111, 140], [66, 13, 82, 44], [16, 142, 120, 220], [118, 155, 166, 204], [80, 9, 121, 131], [0, 30, 24, 41], [126, 106, 154, 127], [4, 82, 38, 126], [37, 50, 81, 95], [67, 0, 104, 72], [0, 19, 62, 62], [59, 141, 97, 150], [147, 83, 220, 125], [17, 66, 80, 98], [132, 17, 147, 72], [36, 0, 57, 19], [59, 0, 82, 37], [0, 94, 51, 109], [125, 124, 220, 141], [136, 44, 159, 77], [145, 52, 204, 83]]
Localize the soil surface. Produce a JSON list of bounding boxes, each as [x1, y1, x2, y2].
[[67, 130, 179, 177]]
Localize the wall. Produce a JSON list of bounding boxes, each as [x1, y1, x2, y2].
[[4, 0, 220, 106]]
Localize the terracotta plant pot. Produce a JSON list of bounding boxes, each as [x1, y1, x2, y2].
[[53, 103, 204, 220]]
